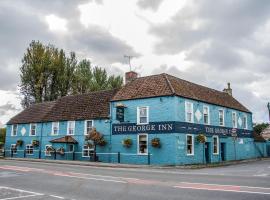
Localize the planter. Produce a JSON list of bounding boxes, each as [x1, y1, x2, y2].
[[196, 134, 207, 143], [16, 139, 24, 147], [151, 138, 161, 148], [122, 138, 132, 148], [56, 147, 65, 155], [32, 140, 39, 147]]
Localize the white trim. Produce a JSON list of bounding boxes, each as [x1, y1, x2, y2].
[[67, 121, 75, 135], [82, 145, 94, 157], [185, 101, 194, 123], [84, 120, 94, 135], [137, 106, 149, 125], [218, 109, 225, 126], [203, 105, 210, 125], [25, 144, 34, 155], [232, 112, 237, 128], [29, 123, 37, 136], [213, 136, 219, 155], [51, 122, 59, 135], [243, 114, 248, 129], [137, 133, 148, 155], [186, 134, 194, 156], [11, 124, 18, 136], [10, 144, 17, 154], [45, 145, 52, 156]]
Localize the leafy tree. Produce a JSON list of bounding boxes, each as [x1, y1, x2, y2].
[[0, 128, 6, 144], [253, 123, 269, 134]]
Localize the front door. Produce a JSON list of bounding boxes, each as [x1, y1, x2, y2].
[[205, 142, 210, 163], [221, 143, 226, 161], [68, 144, 74, 152]]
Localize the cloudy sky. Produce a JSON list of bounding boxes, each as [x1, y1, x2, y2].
[[0, 0, 270, 127]]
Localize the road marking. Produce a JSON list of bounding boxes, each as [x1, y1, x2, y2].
[[50, 195, 65, 199], [254, 174, 268, 177], [0, 186, 44, 200], [0, 194, 41, 200]]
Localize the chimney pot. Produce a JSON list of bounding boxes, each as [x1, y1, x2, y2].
[[223, 82, 232, 96]]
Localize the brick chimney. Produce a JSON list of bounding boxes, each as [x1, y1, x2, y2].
[[125, 71, 138, 84], [223, 82, 232, 96]]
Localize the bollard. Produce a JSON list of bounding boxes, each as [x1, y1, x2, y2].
[[54, 150, 56, 160], [73, 151, 75, 160], [24, 150, 26, 158], [39, 150, 41, 159], [118, 152, 120, 163], [148, 152, 150, 165], [11, 149, 13, 158]]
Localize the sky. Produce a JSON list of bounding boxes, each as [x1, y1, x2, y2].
[[0, 0, 270, 127]]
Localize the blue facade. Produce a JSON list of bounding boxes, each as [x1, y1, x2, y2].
[[5, 95, 268, 165]]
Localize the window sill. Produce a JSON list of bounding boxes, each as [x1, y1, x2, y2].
[[187, 154, 194, 156]]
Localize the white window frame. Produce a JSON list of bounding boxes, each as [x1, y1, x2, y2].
[[25, 144, 34, 155], [10, 144, 17, 154], [213, 136, 219, 155], [137, 106, 149, 125], [67, 121, 75, 135], [203, 105, 210, 125], [218, 109, 225, 126], [45, 145, 52, 156], [232, 112, 237, 128], [84, 120, 94, 135], [137, 134, 148, 155], [29, 123, 37, 136], [51, 122, 59, 136], [82, 145, 94, 157], [243, 115, 248, 129], [185, 101, 194, 123], [186, 134, 194, 156], [11, 124, 18, 136]]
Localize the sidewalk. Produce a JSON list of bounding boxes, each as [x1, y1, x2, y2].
[[3, 157, 270, 169]]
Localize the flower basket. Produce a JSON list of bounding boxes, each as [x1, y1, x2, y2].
[[85, 128, 107, 147], [32, 140, 39, 147], [151, 138, 161, 148], [16, 139, 24, 147], [196, 134, 207, 143], [56, 147, 65, 155], [122, 138, 132, 148], [46, 146, 55, 155]]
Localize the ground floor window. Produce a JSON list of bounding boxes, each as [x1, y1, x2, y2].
[[186, 134, 194, 155], [10, 144, 17, 154], [138, 134, 148, 155], [45, 145, 52, 156], [26, 144, 33, 155], [213, 136, 219, 154], [82, 145, 93, 157]]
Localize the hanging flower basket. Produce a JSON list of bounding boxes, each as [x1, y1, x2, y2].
[[151, 138, 161, 148], [122, 138, 132, 148], [196, 134, 207, 143], [85, 128, 107, 147], [46, 146, 55, 155], [56, 147, 65, 155], [32, 140, 39, 147], [16, 139, 24, 147], [85, 141, 94, 149]]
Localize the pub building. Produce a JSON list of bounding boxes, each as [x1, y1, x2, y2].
[[4, 71, 268, 165]]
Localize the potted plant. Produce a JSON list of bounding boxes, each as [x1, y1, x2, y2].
[[16, 139, 24, 147], [151, 137, 161, 148], [46, 146, 55, 155], [32, 140, 39, 147], [122, 138, 132, 148], [56, 147, 65, 155], [196, 134, 207, 143]]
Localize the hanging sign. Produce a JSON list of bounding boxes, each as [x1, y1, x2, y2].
[[116, 107, 125, 122]]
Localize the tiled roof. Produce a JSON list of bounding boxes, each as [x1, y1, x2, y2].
[[112, 73, 250, 113], [50, 136, 78, 144], [7, 89, 118, 124]]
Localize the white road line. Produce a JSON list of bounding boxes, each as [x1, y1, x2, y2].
[[70, 172, 139, 180], [0, 194, 42, 200], [50, 195, 65, 199], [0, 186, 43, 195], [254, 174, 268, 177]]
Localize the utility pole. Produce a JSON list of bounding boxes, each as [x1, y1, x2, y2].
[[267, 102, 270, 123], [124, 55, 133, 71]]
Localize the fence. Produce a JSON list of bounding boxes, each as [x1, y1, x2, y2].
[[2, 149, 152, 165]]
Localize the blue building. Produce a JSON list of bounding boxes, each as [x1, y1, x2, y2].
[[4, 72, 268, 165]]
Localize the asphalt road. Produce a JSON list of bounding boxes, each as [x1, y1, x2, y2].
[[0, 159, 270, 200]]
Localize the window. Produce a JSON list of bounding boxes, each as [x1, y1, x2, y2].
[[243, 115, 248, 129], [82, 145, 94, 157], [213, 136, 219, 154], [185, 102, 194, 123], [85, 120, 93, 135], [137, 107, 149, 124], [30, 123, 37, 136], [186, 134, 194, 155], [67, 121, 75, 135], [232, 112, 237, 128], [138, 134, 148, 155], [12, 124, 18, 136], [45, 145, 52, 156], [218, 109, 225, 126], [52, 122, 59, 135], [26, 144, 33, 155], [203, 106, 210, 125], [10, 144, 17, 154]]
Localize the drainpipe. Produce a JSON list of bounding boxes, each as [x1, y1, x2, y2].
[[39, 122, 44, 159], [109, 103, 113, 163]]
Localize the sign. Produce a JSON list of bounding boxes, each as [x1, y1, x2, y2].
[[116, 107, 125, 122], [112, 121, 253, 138], [231, 128, 237, 137]]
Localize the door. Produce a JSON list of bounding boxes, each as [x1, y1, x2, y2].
[[205, 142, 210, 163], [221, 143, 226, 161], [68, 144, 74, 152]]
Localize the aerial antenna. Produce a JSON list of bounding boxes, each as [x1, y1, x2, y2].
[[124, 55, 133, 71]]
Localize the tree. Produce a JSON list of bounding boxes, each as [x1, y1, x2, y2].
[[0, 128, 6, 144], [253, 123, 269, 134]]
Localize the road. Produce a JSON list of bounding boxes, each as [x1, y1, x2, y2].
[[0, 159, 270, 200]]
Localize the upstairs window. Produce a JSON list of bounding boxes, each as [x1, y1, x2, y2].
[[185, 102, 194, 123], [232, 112, 237, 128], [138, 134, 148, 155], [203, 106, 210, 125], [26, 144, 33, 155], [85, 120, 93, 135], [218, 109, 225, 126], [52, 122, 59, 135], [67, 121, 75, 135], [243, 115, 248, 129], [137, 107, 149, 124], [30, 123, 37, 136], [213, 136, 219, 154], [186, 134, 194, 155], [12, 124, 18, 136]]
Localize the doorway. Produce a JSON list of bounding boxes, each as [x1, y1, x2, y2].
[[221, 143, 226, 161], [205, 142, 210, 163]]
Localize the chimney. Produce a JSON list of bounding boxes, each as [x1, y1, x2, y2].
[[125, 71, 138, 84], [223, 82, 232, 96]]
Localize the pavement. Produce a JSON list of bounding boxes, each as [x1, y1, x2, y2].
[[0, 159, 270, 200]]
